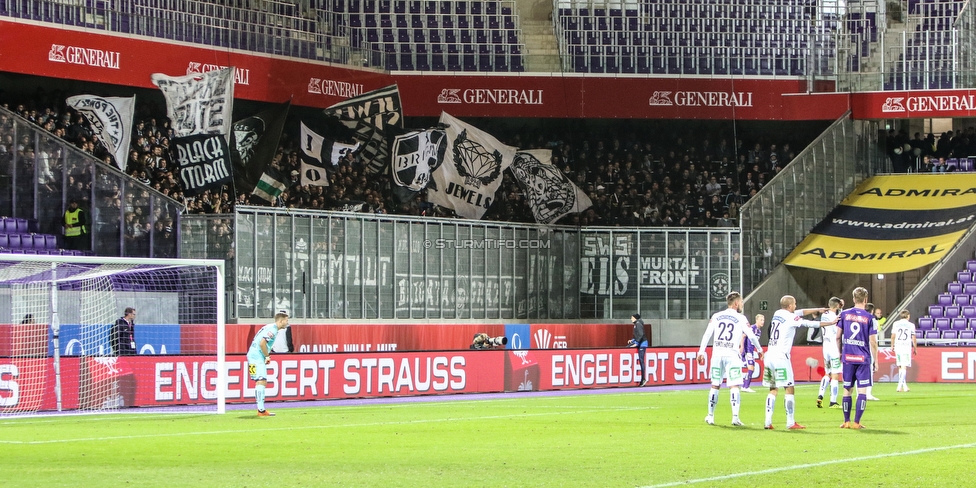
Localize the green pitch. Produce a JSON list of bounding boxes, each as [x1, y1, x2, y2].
[[2, 383, 975, 487]]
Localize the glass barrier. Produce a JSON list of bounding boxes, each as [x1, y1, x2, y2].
[[0, 106, 182, 257]]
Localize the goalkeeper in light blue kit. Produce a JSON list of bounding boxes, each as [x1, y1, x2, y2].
[[248, 310, 290, 417]]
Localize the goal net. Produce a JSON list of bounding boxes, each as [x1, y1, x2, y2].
[[0, 254, 225, 416]]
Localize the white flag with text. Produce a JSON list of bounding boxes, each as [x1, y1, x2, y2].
[[427, 112, 516, 219], [65, 94, 135, 171]]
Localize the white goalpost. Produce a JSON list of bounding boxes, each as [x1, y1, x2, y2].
[[0, 254, 225, 416]]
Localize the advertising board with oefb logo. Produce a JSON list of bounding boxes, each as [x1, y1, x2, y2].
[[785, 174, 976, 273]]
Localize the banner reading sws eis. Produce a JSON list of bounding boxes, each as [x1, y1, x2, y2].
[[784, 174, 976, 273]]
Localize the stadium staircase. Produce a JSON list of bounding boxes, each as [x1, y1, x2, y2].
[[890, 223, 976, 346]]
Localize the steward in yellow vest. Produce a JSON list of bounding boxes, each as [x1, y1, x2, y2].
[[62, 200, 88, 251]]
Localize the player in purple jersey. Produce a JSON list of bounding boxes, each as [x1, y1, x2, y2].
[[740, 314, 764, 393], [838, 287, 878, 429]]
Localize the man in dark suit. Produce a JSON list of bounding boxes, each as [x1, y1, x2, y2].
[[111, 307, 137, 356]]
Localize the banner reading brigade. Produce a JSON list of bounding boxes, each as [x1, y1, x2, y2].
[[785, 174, 976, 273]]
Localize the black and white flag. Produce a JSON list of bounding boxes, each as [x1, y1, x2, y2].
[[231, 101, 290, 196], [151, 68, 235, 139], [427, 112, 516, 219], [65, 94, 135, 171], [169, 133, 233, 197], [299, 122, 361, 187], [389, 127, 447, 202], [324, 84, 402, 175], [510, 149, 592, 225]]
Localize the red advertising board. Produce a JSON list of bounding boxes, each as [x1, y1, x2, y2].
[[788, 345, 976, 384], [0, 19, 390, 108], [0, 18, 851, 120], [229, 322, 630, 354], [851, 89, 976, 119], [3, 347, 976, 412]]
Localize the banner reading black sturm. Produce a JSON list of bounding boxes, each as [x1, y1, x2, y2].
[[784, 174, 976, 273]]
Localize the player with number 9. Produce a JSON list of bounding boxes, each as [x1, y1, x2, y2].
[[839, 287, 878, 429]]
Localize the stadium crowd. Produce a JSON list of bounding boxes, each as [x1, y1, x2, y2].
[[0, 93, 880, 228]]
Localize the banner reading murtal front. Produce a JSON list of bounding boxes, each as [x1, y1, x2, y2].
[[784, 174, 976, 273]]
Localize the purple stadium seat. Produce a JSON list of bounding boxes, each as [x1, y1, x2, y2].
[[918, 317, 935, 330], [6, 234, 22, 248], [963, 306, 976, 319], [959, 271, 973, 284], [938, 293, 954, 306], [0, 234, 7, 249], [959, 330, 976, 346], [968, 260, 976, 272], [952, 318, 968, 330], [14, 219, 28, 233], [929, 305, 944, 318], [945, 306, 961, 318], [949, 282, 963, 294], [970, 318, 976, 330], [935, 318, 951, 330], [917, 317, 934, 330], [942, 330, 959, 341], [915, 330, 925, 339], [924, 330, 941, 340], [966, 283, 976, 295], [955, 295, 971, 306]]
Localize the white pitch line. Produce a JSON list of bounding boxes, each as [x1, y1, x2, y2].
[[641, 442, 976, 488], [0, 405, 653, 445]]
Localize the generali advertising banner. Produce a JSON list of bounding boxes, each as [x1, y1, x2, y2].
[[1, 19, 850, 119], [852, 89, 976, 119], [3, 347, 976, 411], [0, 19, 388, 108], [398, 75, 850, 120]]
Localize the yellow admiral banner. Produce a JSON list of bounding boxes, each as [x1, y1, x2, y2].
[[784, 174, 976, 273]]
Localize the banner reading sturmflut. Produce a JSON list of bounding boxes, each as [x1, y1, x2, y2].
[[427, 112, 516, 219], [510, 149, 592, 225], [784, 174, 976, 273], [65, 94, 135, 171], [151, 68, 235, 139], [324, 84, 402, 175], [169, 133, 232, 197]]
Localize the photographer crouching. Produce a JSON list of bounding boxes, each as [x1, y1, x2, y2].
[[470, 333, 508, 350]]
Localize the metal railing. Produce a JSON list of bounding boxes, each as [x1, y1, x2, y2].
[[739, 113, 885, 293], [206, 206, 741, 321], [0, 106, 182, 257]]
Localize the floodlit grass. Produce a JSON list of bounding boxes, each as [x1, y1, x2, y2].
[[2, 383, 975, 487]]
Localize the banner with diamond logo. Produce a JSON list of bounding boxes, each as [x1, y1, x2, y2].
[[426, 112, 516, 219]]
